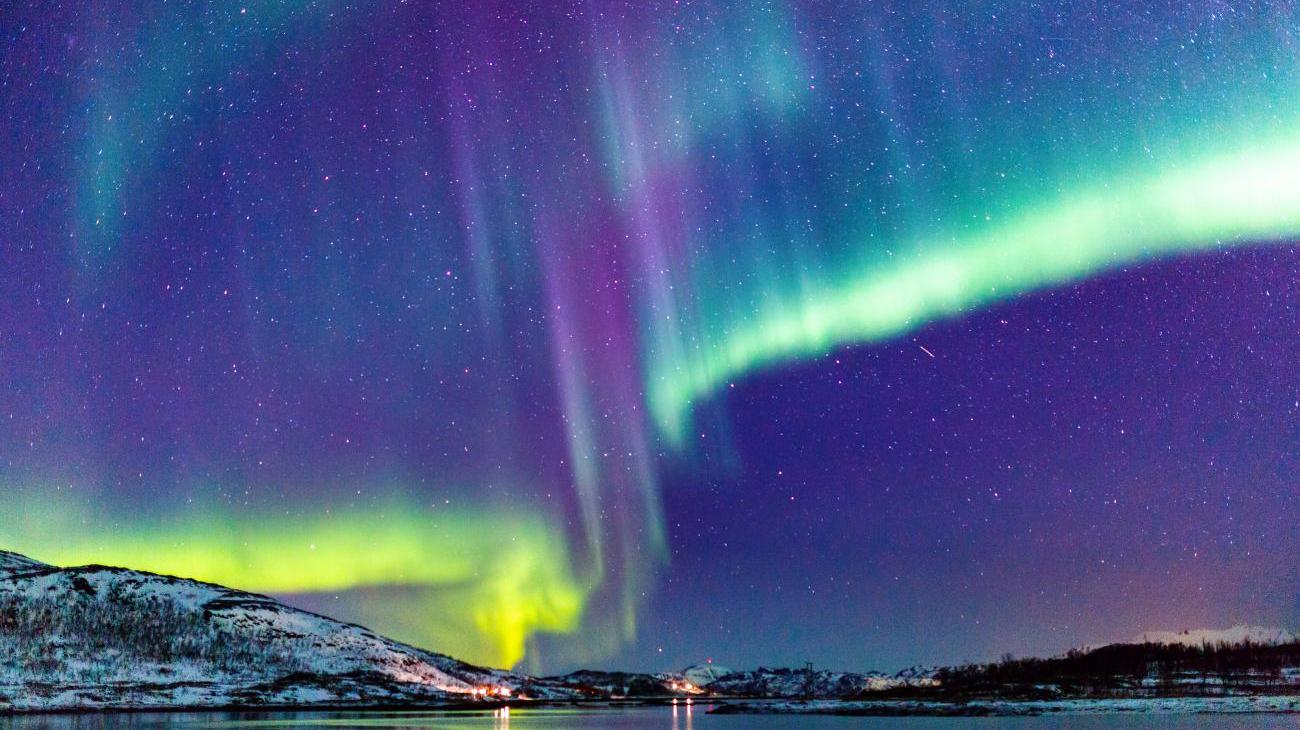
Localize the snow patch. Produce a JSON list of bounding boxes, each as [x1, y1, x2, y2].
[[1135, 625, 1296, 647]]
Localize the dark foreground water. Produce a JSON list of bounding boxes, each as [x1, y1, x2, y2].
[[3, 707, 1299, 730]]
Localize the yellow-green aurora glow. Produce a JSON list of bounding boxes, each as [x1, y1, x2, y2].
[[1, 490, 589, 667]]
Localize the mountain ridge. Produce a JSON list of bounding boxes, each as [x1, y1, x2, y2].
[[3, 549, 1299, 714], [0, 551, 49, 575]]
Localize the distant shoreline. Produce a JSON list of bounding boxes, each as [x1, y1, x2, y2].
[[708, 696, 1300, 717], [7, 552, 1300, 717], [8, 695, 1300, 718]]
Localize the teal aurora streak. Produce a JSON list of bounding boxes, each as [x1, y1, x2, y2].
[[647, 132, 1300, 444]]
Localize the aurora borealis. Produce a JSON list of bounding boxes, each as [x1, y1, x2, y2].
[[3, 0, 1300, 672]]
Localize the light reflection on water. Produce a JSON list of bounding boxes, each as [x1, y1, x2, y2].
[[2, 706, 1299, 730]]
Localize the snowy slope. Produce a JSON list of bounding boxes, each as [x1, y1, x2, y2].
[[0, 553, 573, 711], [0, 551, 47, 574]]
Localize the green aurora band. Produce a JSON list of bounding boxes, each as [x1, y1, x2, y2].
[[647, 131, 1300, 445]]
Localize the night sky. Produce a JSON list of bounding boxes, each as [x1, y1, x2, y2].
[[2, 0, 1299, 674]]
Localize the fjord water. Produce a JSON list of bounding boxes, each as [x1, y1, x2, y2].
[[1, 708, 1295, 729]]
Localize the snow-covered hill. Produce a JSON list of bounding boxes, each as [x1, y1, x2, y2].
[[0, 552, 574, 711], [0, 550, 933, 711], [681, 662, 733, 687]]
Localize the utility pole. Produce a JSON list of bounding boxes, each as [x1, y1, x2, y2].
[[803, 661, 815, 700]]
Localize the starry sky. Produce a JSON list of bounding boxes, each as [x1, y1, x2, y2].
[[2, 0, 1299, 673]]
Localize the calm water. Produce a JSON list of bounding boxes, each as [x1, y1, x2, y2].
[[3, 707, 1299, 730]]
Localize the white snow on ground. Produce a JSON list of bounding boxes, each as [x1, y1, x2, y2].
[[1135, 625, 1297, 647]]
